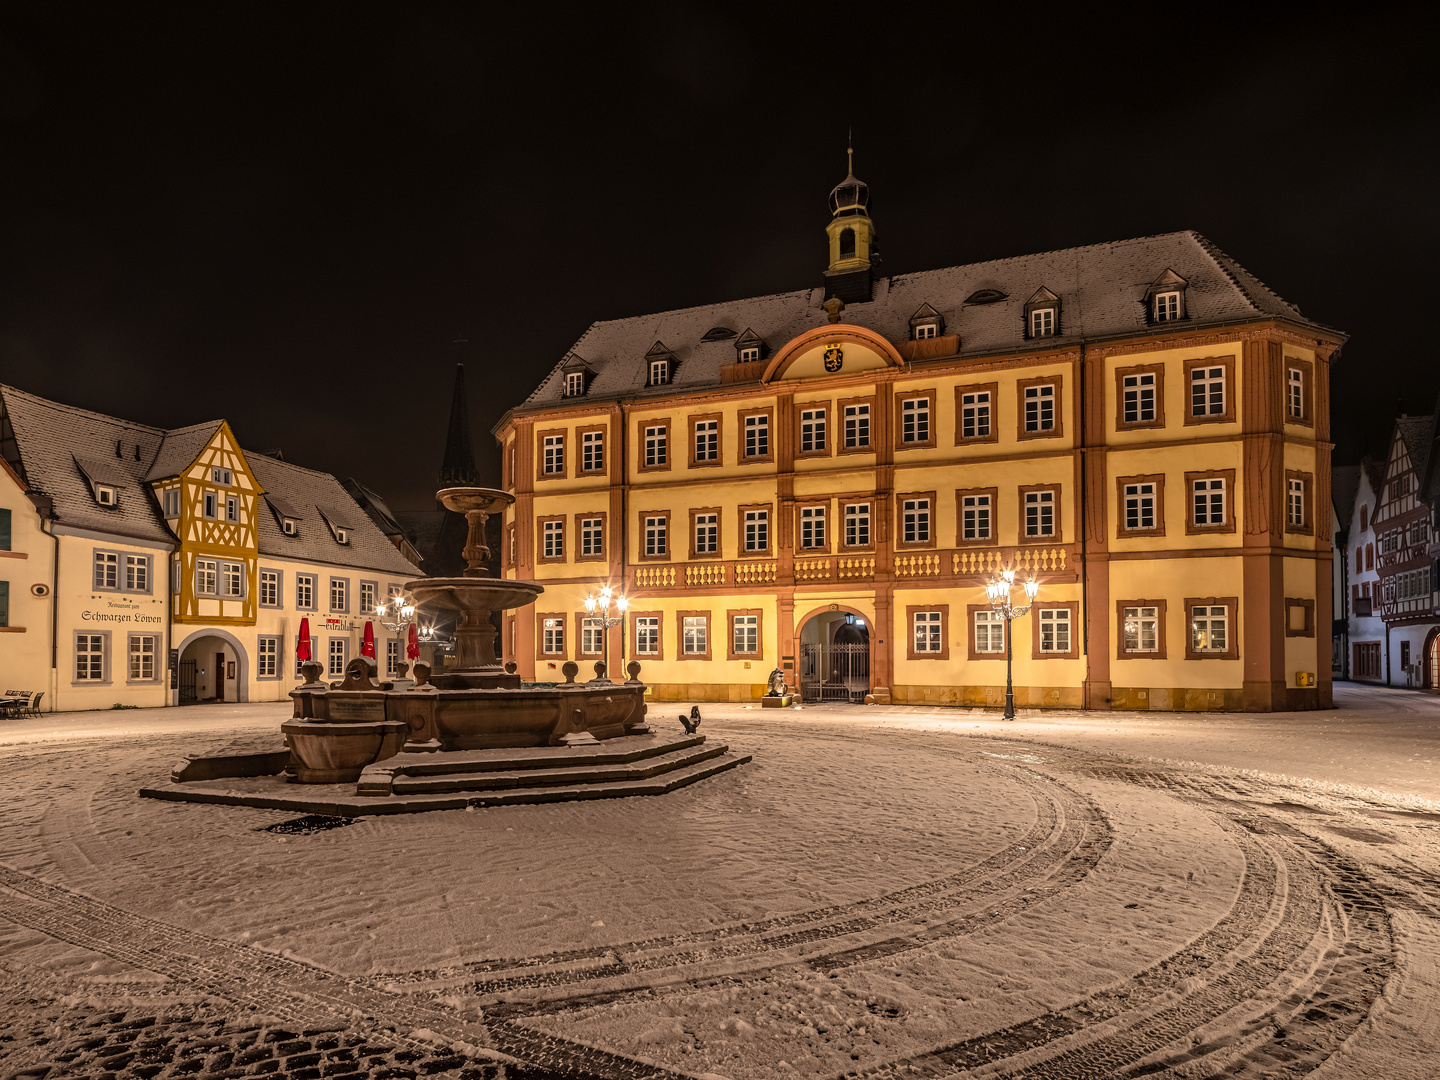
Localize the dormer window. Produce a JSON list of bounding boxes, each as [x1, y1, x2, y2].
[[1024, 287, 1061, 340], [335, 528, 348, 544], [565, 371, 585, 397], [738, 346, 760, 363], [649, 359, 670, 386], [96, 485, 116, 506], [1146, 270, 1188, 325], [914, 324, 936, 340], [733, 329, 766, 367], [644, 341, 676, 387], [908, 303, 945, 342], [282, 518, 298, 536], [212, 467, 233, 486], [1030, 309, 1055, 337], [162, 488, 180, 518]]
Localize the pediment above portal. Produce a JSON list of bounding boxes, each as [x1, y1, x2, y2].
[[760, 325, 905, 384]]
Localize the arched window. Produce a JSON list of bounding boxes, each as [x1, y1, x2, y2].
[[839, 228, 856, 258], [1366, 543, 1374, 570]]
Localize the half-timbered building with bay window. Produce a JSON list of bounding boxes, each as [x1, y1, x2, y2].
[[492, 161, 1343, 711], [0, 385, 420, 711]]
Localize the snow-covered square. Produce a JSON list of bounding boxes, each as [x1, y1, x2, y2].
[[2, 685, 1438, 1079]]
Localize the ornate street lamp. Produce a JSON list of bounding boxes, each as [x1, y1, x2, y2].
[[985, 570, 1040, 721], [375, 595, 418, 674], [583, 585, 629, 682]]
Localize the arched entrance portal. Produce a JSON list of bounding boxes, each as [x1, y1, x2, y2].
[[797, 608, 871, 703], [1426, 627, 1440, 691], [174, 628, 250, 705]]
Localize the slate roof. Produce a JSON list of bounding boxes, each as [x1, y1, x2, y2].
[[1395, 415, 1435, 481], [0, 384, 419, 576], [508, 229, 1338, 418], [1331, 465, 1362, 537]]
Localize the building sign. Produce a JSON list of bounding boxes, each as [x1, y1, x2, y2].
[[80, 607, 163, 625]]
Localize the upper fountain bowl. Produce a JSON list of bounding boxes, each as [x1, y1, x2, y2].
[[437, 487, 514, 516]]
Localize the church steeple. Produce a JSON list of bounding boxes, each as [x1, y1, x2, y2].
[[438, 363, 481, 489], [824, 138, 879, 304]]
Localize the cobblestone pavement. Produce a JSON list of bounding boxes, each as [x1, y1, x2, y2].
[[2, 713, 1436, 1078]]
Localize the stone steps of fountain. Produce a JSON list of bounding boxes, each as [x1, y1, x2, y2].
[[435, 748, 750, 808], [387, 741, 728, 795], [390, 733, 709, 778]]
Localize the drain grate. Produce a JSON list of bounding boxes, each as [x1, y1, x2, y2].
[[263, 814, 355, 835]]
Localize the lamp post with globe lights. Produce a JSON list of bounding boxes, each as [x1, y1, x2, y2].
[[375, 595, 418, 676], [985, 570, 1040, 721], [583, 586, 628, 681]]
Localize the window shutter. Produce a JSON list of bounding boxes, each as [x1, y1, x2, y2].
[[0, 508, 10, 550], [0, 581, 8, 627]]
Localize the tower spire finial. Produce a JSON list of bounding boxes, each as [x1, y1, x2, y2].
[[847, 127, 853, 177], [439, 360, 481, 490]]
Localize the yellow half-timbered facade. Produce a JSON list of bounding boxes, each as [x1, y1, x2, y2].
[[0, 385, 421, 712], [494, 165, 1343, 711]]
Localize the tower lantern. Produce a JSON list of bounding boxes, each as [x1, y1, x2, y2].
[[824, 142, 879, 304]]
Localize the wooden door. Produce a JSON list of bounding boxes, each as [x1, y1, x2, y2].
[[216, 651, 227, 702]]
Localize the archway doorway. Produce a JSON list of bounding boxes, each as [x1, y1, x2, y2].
[[1426, 627, 1440, 691], [175, 630, 248, 704], [797, 609, 871, 703]]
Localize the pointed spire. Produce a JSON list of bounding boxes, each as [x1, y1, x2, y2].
[[439, 363, 481, 489]]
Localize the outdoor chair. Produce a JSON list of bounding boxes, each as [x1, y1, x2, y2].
[[23, 692, 43, 716]]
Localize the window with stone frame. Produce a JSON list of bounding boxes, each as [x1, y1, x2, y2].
[[1022, 488, 1058, 539], [195, 558, 218, 596], [1186, 470, 1234, 533], [642, 422, 669, 469], [955, 384, 997, 442], [329, 638, 348, 676], [957, 489, 995, 543], [259, 569, 279, 607], [843, 402, 871, 449], [900, 496, 932, 545], [730, 612, 759, 657], [799, 406, 828, 454], [899, 395, 932, 445], [580, 429, 605, 473], [579, 516, 604, 559], [693, 510, 719, 556], [1185, 598, 1239, 660], [799, 505, 827, 550], [360, 581, 377, 616], [542, 519, 565, 560], [1036, 607, 1072, 654], [329, 577, 347, 611], [972, 610, 1005, 654], [540, 616, 566, 657], [912, 610, 943, 654], [1022, 383, 1056, 434], [691, 415, 720, 465], [257, 636, 279, 678], [94, 551, 118, 589], [1285, 472, 1312, 533], [680, 613, 709, 658], [634, 615, 661, 656], [1117, 365, 1165, 428], [76, 633, 106, 681], [1118, 601, 1165, 657], [542, 433, 565, 476], [742, 507, 770, 553], [128, 634, 157, 680], [580, 617, 605, 657], [911, 604, 952, 660], [843, 502, 871, 548], [742, 412, 770, 460], [1117, 475, 1164, 537], [643, 514, 668, 558]]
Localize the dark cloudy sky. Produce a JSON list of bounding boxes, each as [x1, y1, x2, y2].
[[1, 7, 1434, 509]]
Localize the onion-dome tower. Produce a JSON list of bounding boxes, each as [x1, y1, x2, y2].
[[823, 141, 880, 304]]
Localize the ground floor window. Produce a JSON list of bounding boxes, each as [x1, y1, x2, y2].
[[913, 611, 942, 653], [635, 616, 660, 655], [581, 617, 604, 656], [973, 610, 1005, 654], [328, 637, 347, 677], [386, 638, 399, 675], [1037, 608, 1070, 653], [1354, 641, 1382, 679], [1122, 605, 1161, 654], [257, 636, 279, 678], [682, 614, 708, 657], [732, 614, 758, 655], [76, 634, 106, 681], [128, 634, 157, 681], [542, 617, 565, 656]]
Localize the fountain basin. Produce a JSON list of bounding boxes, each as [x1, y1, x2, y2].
[[282, 718, 408, 783], [424, 683, 646, 750]]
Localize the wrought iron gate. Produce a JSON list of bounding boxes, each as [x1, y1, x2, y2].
[[799, 642, 870, 703], [179, 659, 198, 705]]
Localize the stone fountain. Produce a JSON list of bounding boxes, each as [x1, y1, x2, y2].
[[282, 486, 650, 782]]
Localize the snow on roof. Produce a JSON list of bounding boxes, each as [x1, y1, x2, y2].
[[510, 230, 1332, 417]]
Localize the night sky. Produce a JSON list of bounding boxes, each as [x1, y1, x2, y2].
[[1, 8, 1434, 510]]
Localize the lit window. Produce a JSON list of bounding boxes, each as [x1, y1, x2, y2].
[[914, 323, 937, 340], [581, 618, 604, 655], [1024, 490, 1056, 537], [744, 509, 769, 552], [1123, 482, 1157, 531], [1191, 605, 1228, 652], [961, 494, 991, 541], [799, 506, 826, 549], [566, 371, 585, 397], [541, 521, 564, 561], [1190, 366, 1226, 417], [800, 408, 827, 452], [76, 634, 105, 680], [644, 425, 667, 467], [694, 419, 719, 462], [635, 616, 660, 655], [644, 515, 667, 557], [844, 503, 870, 547], [1030, 308, 1055, 337], [901, 498, 931, 544], [329, 638, 347, 676], [582, 430, 604, 472], [1038, 608, 1070, 653], [682, 615, 708, 655], [844, 403, 870, 448], [1288, 478, 1306, 527], [129, 635, 156, 680], [542, 617, 565, 655], [901, 398, 930, 444], [973, 610, 1005, 653], [732, 614, 759, 655], [1122, 373, 1156, 424], [913, 611, 942, 653], [1153, 291, 1180, 321], [1193, 479, 1226, 526], [1123, 606, 1159, 652], [960, 391, 991, 439], [694, 512, 718, 554], [649, 359, 669, 386], [543, 434, 564, 475], [580, 517, 603, 557], [94, 551, 118, 589], [744, 414, 769, 458], [1287, 367, 1304, 418], [1024, 384, 1055, 432], [195, 559, 218, 596]]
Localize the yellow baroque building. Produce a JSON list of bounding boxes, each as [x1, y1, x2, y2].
[[493, 164, 1342, 711]]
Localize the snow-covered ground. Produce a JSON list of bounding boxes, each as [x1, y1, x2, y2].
[[1, 683, 1437, 1079]]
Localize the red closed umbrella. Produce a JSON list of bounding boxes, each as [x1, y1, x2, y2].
[[297, 618, 312, 661], [361, 620, 376, 659], [407, 622, 420, 660]]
